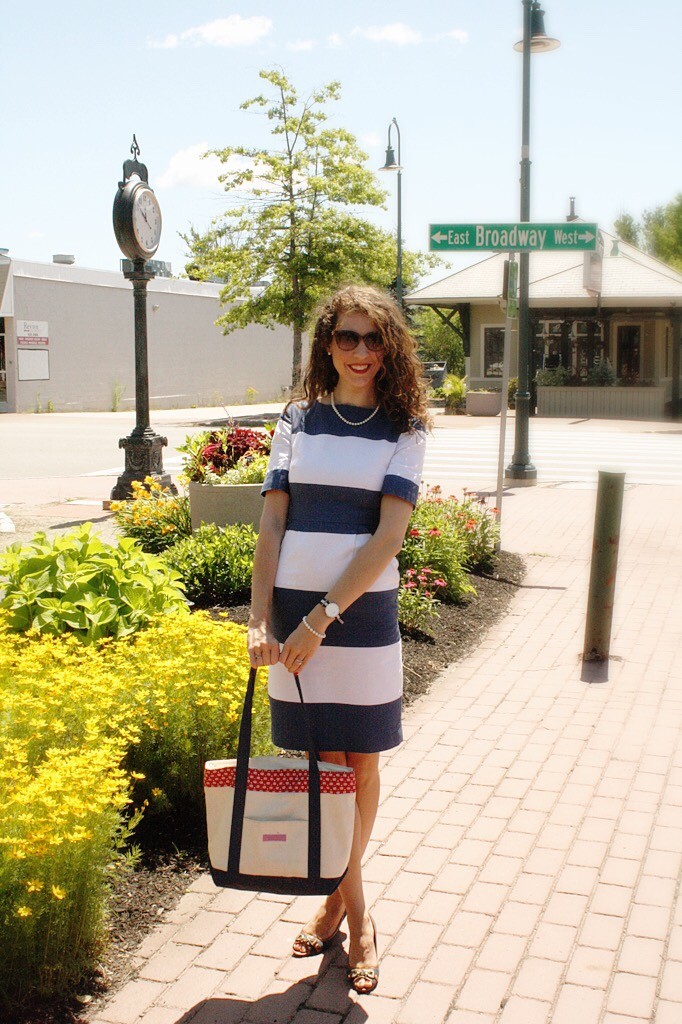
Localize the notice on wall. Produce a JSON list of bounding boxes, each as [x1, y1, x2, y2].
[[18, 349, 49, 381], [16, 320, 49, 347]]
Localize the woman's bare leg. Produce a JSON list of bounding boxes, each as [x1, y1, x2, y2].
[[292, 750, 381, 983], [339, 753, 380, 991]]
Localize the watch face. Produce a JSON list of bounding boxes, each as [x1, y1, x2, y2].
[[132, 188, 162, 255], [324, 602, 340, 619]]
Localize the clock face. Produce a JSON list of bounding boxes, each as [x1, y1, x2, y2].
[[132, 188, 162, 255]]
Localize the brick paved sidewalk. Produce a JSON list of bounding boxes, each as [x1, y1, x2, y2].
[[88, 483, 682, 1024]]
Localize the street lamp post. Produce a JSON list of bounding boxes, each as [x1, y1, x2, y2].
[[506, 2, 559, 484], [380, 118, 403, 307]]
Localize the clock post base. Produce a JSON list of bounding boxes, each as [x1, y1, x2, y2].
[[110, 431, 178, 500]]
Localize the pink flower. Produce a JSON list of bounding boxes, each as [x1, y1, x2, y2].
[[404, 568, 416, 578], [434, 578, 446, 588], [428, 528, 442, 537], [403, 581, 417, 589]]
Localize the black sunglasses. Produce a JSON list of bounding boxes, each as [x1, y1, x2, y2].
[[332, 329, 384, 352]]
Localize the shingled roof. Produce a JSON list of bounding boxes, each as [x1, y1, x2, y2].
[[405, 229, 682, 308]]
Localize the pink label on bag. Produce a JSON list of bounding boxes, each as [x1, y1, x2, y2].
[[262, 833, 287, 842]]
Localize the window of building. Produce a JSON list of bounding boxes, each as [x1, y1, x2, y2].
[[617, 325, 641, 381], [483, 327, 505, 377], [534, 318, 606, 380]]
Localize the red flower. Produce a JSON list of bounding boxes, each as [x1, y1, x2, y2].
[[427, 528, 442, 537], [409, 529, 421, 537]]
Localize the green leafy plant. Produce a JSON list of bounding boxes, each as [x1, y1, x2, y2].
[[111, 477, 192, 552], [400, 487, 500, 599], [206, 451, 270, 486], [178, 424, 272, 484], [442, 373, 467, 412], [400, 506, 474, 603], [164, 523, 257, 606], [0, 525, 188, 643], [535, 366, 575, 386], [586, 357, 616, 387], [508, 377, 518, 409], [398, 568, 446, 633]]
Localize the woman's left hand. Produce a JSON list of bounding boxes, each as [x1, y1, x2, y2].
[[280, 620, 324, 673]]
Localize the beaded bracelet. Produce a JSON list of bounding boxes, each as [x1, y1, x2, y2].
[[302, 615, 325, 639]]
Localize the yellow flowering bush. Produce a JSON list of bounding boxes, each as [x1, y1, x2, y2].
[[117, 612, 273, 817], [0, 610, 272, 1005], [110, 477, 192, 553]]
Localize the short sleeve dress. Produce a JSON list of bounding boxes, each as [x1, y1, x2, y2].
[[261, 400, 426, 754]]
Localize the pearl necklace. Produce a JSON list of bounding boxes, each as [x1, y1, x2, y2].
[[330, 392, 380, 427]]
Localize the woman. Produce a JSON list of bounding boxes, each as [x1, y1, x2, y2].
[[247, 285, 428, 995]]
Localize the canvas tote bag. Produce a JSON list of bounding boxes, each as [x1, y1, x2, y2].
[[204, 667, 356, 895]]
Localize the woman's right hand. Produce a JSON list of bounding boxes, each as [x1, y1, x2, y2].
[[247, 618, 281, 669]]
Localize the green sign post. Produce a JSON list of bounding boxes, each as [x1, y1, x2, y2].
[[429, 223, 598, 252]]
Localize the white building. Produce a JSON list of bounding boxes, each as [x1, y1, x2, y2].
[[406, 228, 682, 419], [0, 255, 295, 414]]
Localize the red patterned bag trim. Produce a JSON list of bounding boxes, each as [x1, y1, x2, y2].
[[204, 765, 356, 795]]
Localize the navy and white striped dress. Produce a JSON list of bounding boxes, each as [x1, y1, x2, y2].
[[261, 400, 426, 754]]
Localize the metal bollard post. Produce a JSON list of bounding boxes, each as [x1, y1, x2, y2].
[[583, 471, 625, 663]]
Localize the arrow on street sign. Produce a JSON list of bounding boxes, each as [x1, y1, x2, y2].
[[429, 223, 598, 252]]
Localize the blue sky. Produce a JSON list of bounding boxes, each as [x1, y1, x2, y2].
[[3, 0, 681, 285]]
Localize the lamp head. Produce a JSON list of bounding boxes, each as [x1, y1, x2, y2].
[[514, 2, 560, 52], [380, 145, 401, 171]]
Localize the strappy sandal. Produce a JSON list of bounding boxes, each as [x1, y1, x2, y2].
[[347, 914, 379, 995], [292, 911, 346, 958]]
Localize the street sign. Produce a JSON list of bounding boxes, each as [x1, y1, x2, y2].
[[429, 223, 598, 252]]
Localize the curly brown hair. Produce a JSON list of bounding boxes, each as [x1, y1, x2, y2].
[[296, 285, 430, 432]]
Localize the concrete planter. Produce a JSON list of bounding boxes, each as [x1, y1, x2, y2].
[[536, 386, 667, 420], [189, 482, 264, 531], [466, 391, 501, 416]]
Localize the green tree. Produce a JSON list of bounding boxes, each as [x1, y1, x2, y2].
[[410, 307, 465, 377], [613, 212, 640, 247], [614, 195, 682, 271], [183, 68, 437, 386]]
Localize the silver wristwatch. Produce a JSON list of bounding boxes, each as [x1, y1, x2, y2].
[[320, 597, 344, 624]]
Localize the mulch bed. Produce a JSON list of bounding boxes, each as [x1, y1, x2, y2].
[[13, 551, 525, 1024]]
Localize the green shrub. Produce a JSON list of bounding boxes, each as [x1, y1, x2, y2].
[[0, 610, 272, 1006], [111, 477, 192, 552], [536, 366, 574, 386], [0, 525, 188, 643], [441, 373, 467, 412], [213, 451, 270, 485], [587, 357, 616, 387], [400, 505, 474, 603], [164, 523, 257, 606], [508, 377, 518, 409], [398, 568, 446, 633], [399, 489, 499, 601]]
